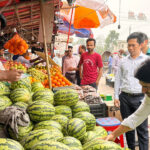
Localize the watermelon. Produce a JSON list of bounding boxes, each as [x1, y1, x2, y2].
[[10, 88, 31, 103], [54, 89, 79, 106], [32, 89, 54, 104], [8, 122, 34, 141], [71, 101, 90, 115], [82, 131, 99, 144], [55, 105, 72, 119], [13, 101, 28, 110], [27, 101, 55, 122], [74, 112, 96, 131], [61, 136, 82, 150], [0, 96, 12, 111], [51, 115, 69, 135], [31, 82, 44, 93], [33, 127, 63, 141], [83, 139, 122, 150], [21, 129, 59, 150], [0, 138, 24, 150], [11, 77, 31, 91], [32, 141, 70, 150], [67, 118, 86, 140], [0, 82, 10, 95], [93, 126, 108, 138], [34, 120, 62, 131]]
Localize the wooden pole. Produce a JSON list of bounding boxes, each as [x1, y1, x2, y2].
[[40, 0, 52, 89]]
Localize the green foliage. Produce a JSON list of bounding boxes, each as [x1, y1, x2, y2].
[[104, 30, 119, 51]]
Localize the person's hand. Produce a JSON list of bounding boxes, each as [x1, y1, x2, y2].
[[114, 99, 120, 107], [96, 80, 99, 87], [105, 134, 116, 141], [6, 70, 23, 82]]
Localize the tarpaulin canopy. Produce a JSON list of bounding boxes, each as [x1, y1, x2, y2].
[[59, 0, 116, 29], [58, 18, 93, 38]]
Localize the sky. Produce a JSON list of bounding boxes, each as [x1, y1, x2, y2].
[[92, 0, 150, 40]]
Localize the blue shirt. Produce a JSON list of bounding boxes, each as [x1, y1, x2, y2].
[[108, 56, 113, 66]]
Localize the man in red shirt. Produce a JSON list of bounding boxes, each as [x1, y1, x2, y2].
[[79, 38, 103, 89]]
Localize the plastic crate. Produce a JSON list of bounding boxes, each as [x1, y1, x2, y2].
[[89, 103, 108, 118]]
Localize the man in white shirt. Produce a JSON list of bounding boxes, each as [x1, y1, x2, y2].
[[106, 58, 150, 149], [113, 32, 149, 150]]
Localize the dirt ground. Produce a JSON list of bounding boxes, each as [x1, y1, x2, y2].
[[97, 75, 150, 150]]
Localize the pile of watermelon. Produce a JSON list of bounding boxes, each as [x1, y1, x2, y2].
[[0, 77, 129, 150]]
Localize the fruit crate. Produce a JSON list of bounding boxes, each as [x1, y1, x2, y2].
[[89, 103, 108, 119]]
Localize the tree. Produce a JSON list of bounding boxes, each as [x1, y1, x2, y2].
[[104, 30, 119, 51]]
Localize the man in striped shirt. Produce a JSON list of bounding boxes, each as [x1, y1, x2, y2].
[[114, 32, 149, 150]]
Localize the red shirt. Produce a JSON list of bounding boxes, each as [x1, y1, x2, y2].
[[79, 52, 103, 85]]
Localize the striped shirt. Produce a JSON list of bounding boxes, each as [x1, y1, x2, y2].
[[114, 52, 148, 99], [63, 55, 79, 76]]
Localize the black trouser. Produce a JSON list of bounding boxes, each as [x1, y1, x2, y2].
[[119, 92, 149, 150], [65, 72, 76, 84]]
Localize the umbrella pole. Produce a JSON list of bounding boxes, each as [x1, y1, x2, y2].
[[40, 0, 52, 89], [66, 5, 74, 49]]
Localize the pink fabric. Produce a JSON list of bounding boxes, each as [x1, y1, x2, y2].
[[79, 52, 103, 85], [63, 55, 79, 76]]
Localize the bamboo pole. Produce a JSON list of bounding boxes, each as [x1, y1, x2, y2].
[[40, 0, 52, 89]]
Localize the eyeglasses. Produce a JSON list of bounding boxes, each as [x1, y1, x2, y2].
[[68, 50, 72, 52]]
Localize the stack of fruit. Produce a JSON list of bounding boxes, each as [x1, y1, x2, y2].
[[4, 61, 27, 73], [0, 79, 128, 150], [4, 34, 29, 55]]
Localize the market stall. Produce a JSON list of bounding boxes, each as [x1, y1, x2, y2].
[[0, 0, 129, 149]]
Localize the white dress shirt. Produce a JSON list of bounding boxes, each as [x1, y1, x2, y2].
[[114, 52, 148, 99], [122, 95, 150, 129]]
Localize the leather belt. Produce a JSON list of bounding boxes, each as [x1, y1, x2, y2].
[[121, 91, 144, 97], [66, 72, 76, 75]]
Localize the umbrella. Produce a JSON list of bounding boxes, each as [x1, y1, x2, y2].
[[59, 0, 116, 29], [57, 18, 93, 38]]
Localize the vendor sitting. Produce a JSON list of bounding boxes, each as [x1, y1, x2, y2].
[[16, 51, 42, 67]]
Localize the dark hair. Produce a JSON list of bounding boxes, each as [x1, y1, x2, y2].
[[86, 38, 96, 45], [127, 32, 143, 44], [81, 45, 86, 50], [68, 45, 73, 49], [135, 59, 150, 83], [138, 32, 148, 43]]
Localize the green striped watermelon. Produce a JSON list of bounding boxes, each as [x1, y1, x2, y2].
[[11, 77, 31, 91], [21, 129, 58, 150], [82, 131, 99, 144], [93, 126, 108, 138], [32, 141, 70, 150], [0, 138, 24, 150], [83, 139, 122, 150], [13, 101, 28, 110], [10, 88, 31, 103], [51, 115, 69, 135], [67, 118, 86, 140], [8, 122, 34, 141], [32, 89, 54, 104], [54, 89, 79, 106], [55, 105, 72, 119], [33, 127, 63, 141], [34, 120, 62, 131], [0, 82, 10, 96], [71, 101, 90, 115], [31, 82, 44, 93], [27, 101, 55, 122], [0, 96, 12, 111], [61, 136, 82, 150], [74, 112, 96, 131]]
